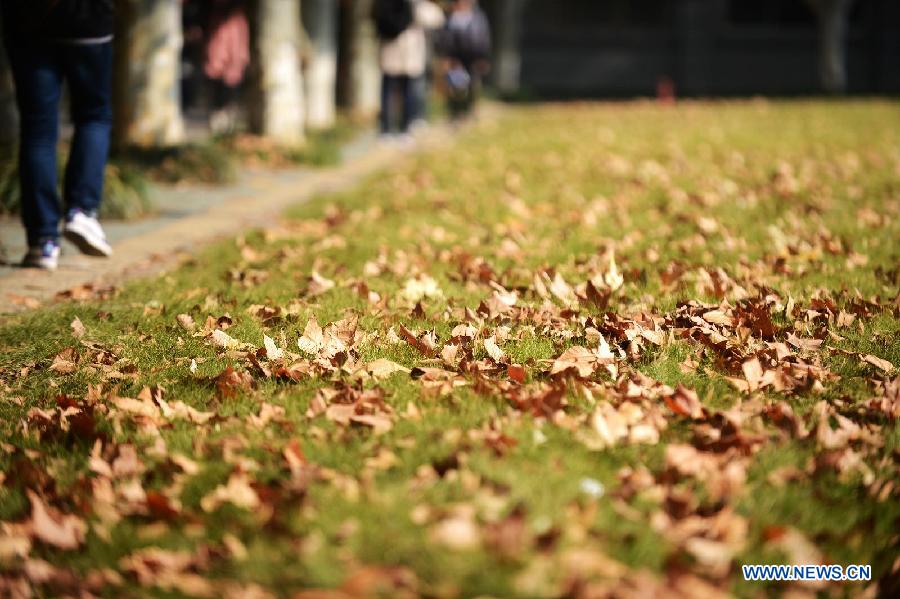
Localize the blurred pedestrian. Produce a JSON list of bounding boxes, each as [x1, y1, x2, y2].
[[436, 0, 491, 119], [1, 0, 115, 269], [373, 0, 445, 139], [204, 0, 250, 134]]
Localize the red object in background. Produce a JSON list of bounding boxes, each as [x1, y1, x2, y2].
[[657, 76, 676, 105], [205, 7, 250, 87]]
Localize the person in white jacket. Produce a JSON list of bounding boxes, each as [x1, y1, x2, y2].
[[377, 0, 444, 136]]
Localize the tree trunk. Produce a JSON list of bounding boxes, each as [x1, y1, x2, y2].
[[112, 0, 185, 149], [808, 0, 853, 94], [347, 0, 380, 118], [493, 0, 526, 95], [303, 0, 339, 130], [250, 0, 306, 145], [0, 13, 18, 149]]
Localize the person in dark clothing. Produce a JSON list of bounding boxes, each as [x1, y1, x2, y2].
[[1, 0, 115, 270], [374, 0, 444, 139], [204, 0, 249, 133], [436, 0, 491, 119]]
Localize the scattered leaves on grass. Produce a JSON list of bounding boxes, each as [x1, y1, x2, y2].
[[2, 101, 898, 597]]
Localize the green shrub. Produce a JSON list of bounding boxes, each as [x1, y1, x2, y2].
[[100, 162, 153, 219], [117, 142, 237, 185]]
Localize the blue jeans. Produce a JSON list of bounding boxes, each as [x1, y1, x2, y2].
[[380, 74, 422, 134], [6, 41, 112, 246]]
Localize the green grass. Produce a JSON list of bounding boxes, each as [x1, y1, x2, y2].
[[0, 100, 898, 597]]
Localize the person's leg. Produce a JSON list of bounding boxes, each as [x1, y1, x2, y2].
[[62, 42, 112, 217], [408, 74, 427, 128], [468, 70, 482, 115], [380, 73, 395, 135], [7, 42, 64, 247], [400, 75, 416, 133]]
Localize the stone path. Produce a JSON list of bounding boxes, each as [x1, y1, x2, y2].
[[0, 125, 459, 315]]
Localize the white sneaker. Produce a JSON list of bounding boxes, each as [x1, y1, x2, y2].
[[64, 210, 112, 257], [22, 239, 60, 270]]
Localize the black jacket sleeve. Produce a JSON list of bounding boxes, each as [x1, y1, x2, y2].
[[2, 0, 114, 43]]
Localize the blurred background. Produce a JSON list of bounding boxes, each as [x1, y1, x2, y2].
[[1, 0, 898, 222], [489, 0, 900, 97]]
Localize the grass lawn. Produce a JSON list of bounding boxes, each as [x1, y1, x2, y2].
[[1, 100, 898, 598]]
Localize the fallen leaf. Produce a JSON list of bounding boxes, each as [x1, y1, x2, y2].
[[27, 491, 86, 550], [742, 357, 764, 391], [862, 354, 894, 373], [263, 335, 284, 360], [298, 318, 325, 355], [307, 271, 335, 296], [210, 329, 242, 350], [551, 346, 597, 378], [604, 252, 624, 291], [200, 474, 260, 512], [508, 364, 526, 384], [176, 314, 196, 332], [49, 349, 78, 374], [366, 359, 410, 380], [70, 317, 86, 339], [431, 513, 480, 550], [787, 333, 823, 352], [400, 325, 437, 358], [483, 336, 505, 362], [664, 384, 705, 419], [214, 366, 255, 399], [400, 275, 443, 303]]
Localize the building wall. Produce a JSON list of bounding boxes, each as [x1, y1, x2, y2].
[[514, 0, 900, 97]]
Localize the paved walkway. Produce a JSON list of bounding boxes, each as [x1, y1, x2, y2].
[[0, 125, 458, 314]]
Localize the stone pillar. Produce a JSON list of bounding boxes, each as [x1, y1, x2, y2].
[[303, 0, 339, 130], [250, 0, 306, 145], [494, 0, 526, 95], [113, 0, 185, 148], [349, 0, 380, 118]]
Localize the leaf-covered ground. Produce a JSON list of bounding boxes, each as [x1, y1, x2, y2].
[[1, 100, 898, 598]]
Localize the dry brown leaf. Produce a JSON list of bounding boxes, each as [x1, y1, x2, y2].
[[307, 271, 336, 296], [210, 329, 242, 350], [551, 346, 597, 378], [176, 314, 196, 332], [263, 335, 284, 360], [70, 317, 86, 339], [604, 252, 625, 291], [49, 349, 78, 374], [508, 364, 526, 384], [483, 336, 505, 362], [214, 366, 256, 399], [862, 354, 894, 373], [787, 333, 823, 352], [157, 397, 215, 424], [298, 317, 325, 354], [430, 513, 480, 550], [400, 275, 443, 303], [200, 474, 260, 512], [0, 530, 32, 560], [664, 384, 705, 420], [27, 491, 86, 550], [742, 357, 764, 391], [366, 359, 410, 380], [400, 325, 437, 358]]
